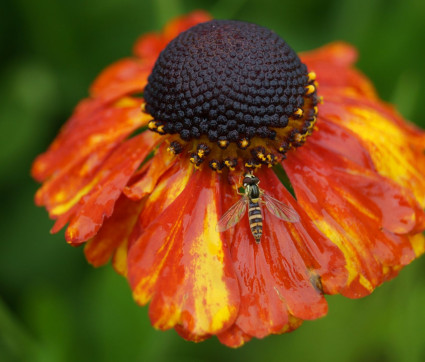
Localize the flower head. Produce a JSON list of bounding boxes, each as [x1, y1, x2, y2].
[[32, 11, 425, 347]]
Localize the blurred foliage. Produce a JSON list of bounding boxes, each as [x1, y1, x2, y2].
[[1, 0, 425, 361]]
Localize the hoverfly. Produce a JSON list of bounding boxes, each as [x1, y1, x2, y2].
[[217, 173, 299, 243]]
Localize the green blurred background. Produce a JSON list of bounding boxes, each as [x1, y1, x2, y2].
[[1, 0, 425, 361]]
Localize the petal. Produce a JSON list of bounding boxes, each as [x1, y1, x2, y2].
[[308, 117, 375, 169], [64, 132, 160, 244], [132, 157, 194, 234], [410, 233, 425, 258], [301, 42, 358, 68], [301, 42, 377, 99], [123, 143, 175, 200], [284, 144, 418, 297], [112, 159, 193, 277], [227, 168, 346, 338], [303, 128, 424, 235], [84, 194, 144, 267], [217, 324, 252, 348], [89, 59, 151, 102], [32, 97, 149, 183], [321, 100, 425, 207], [128, 169, 239, 338]]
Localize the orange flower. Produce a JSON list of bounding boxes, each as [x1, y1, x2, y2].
[[32, 11, 425, 347]]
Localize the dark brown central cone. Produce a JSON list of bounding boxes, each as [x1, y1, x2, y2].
[[143, 20, 318, 172]]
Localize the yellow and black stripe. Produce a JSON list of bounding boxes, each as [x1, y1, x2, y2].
[[248, 201, 263, 243]]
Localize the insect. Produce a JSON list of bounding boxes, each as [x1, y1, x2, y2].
[[217, 172, 300, 243]]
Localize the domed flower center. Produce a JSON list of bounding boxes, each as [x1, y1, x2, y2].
[[143, 20, 318, 172]]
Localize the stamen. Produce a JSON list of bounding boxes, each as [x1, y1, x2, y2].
[[308, 71, 316, 82], [197, 143, 211, 159], [190, 154, 203, 168], [305, 85, 316, 96], [209, 159, 224, 172], [224, 158, 238, 171], [148, 120, 166, 135], [167, 141, 184, 155], [245, 159, 262, 169], [251, 147, 267, 162]]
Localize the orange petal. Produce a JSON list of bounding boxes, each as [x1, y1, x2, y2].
[[285, 144, 418, 297], [301, 42, 358, 68], [303, 127, 425, 235], [84, 194, 144, 267], [132, 33, 166, 64], [64, 132, 160, 244], [112, 159, 193, 277], [131, 157, 194, 235], [320, 99, 425, 207], [89, 59, 151, 102], [301, 42, 377, 99], [217, 324, 252, 348], [124, 143, 175, 200], [227, 168, 347, 338], [308, 118, 375, 169], [32, 97, 149, 183], [128, 169, 239, 338]]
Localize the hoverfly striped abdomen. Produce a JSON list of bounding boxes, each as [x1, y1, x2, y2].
[[248, 199, 263, 243], [217, 172, 299, 243]]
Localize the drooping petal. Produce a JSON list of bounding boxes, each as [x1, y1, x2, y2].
[[303, 42, 425, 207], [128, 169, 239, 339], [84, 195, 144, 267], [64, 132, 160, 244], [217, 324, 252, 348], [111, 158, 194, 277], [32, 97, 149, 183], [124, 143, 175, 201], [226, 168, 347, 338], [284, 143, 421, 297], [320, 100, 425, 207]]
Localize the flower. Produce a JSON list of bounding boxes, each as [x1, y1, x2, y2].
[[32, 11, 425, 347]]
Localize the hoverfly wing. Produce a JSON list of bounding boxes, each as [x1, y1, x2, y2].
[[216, 197, 248, 232], [262, 193, 300, 223]]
